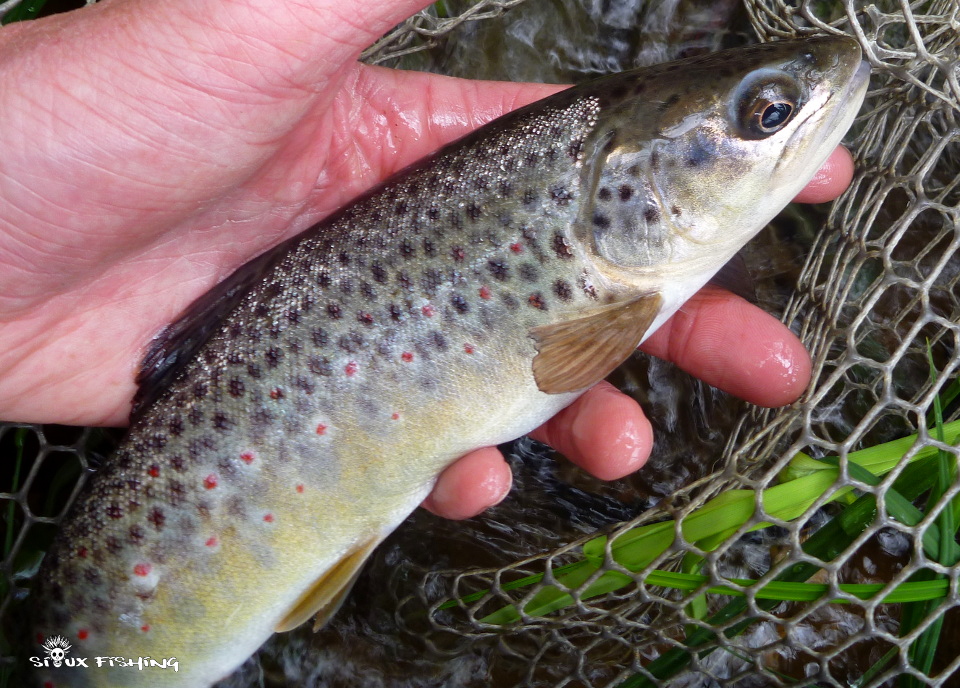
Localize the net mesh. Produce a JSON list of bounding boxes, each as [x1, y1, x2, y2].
[[2, 1, 959, 686]]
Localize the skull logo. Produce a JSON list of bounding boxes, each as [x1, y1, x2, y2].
[[41, 635, 72, 668]]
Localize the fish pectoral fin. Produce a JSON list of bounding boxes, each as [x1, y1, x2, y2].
[[529, 292, 663, 394], [275, 537, 379, 633]]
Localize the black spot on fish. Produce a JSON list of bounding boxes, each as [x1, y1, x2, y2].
[[187, 407, 203, 426], [312, 328, 328, 347], [247, 363, 262, 379], [554, 279, 573, 301], [361, 282, 376, 301], [619, 185, 634, 201], [427, 206, 440, 221], [268, 322, 283, 338], [286, 308, 301, 325], [338, 251, 351, 266], [397, 271, 413, 291], [422, 268, 443, 294], [432, 331, 448, 351], [609, 85, 627, 100], [671, 205, 682, 216], [148, 507, 166, 530], [129, 525, 145, 544], [371, 263, 387, 283], [466, 203, 482, 220], [498, 180, 512, 197], [519, 263, 539, 282], [550, 186, 572, 206], [388, 303, 404, 322], [567, 138, 583, 159], [187, 436, 214, 459], [193, 381, 208, 400], [106, 502, 123, 519], [554, 233, 574, 259], [308, 355, 332, 376], [644, 205, 660, 223], [357, 311, 374, 325], [327, 303, 342, 319], [593, 213, 610, 229], [686, 146, 708, 168], [498, 212, 513, 227], [294, 376, 315, 394], [400, 239, 416, 258], [254, 303, 270, 318], [84, 568, 100, 585], [660, 93, 681, 111], [451, 294, 469, 314], [524, 152, 539, 167], [473, 177, 489, 191], [627, 164, 642, 177], [451, 246, 466, 262], [168, 416, 184, 437], [528, 293, 547, 310], [394, 200, 408, 217], [338, 332, 364, 354], [265, 347, 283, 367], [212, 412, 232, 431], [228, 378, 245, 397], [423, 238, 437, 257], [427, 174, 440, 190], [170, 455, 186, 473], [598, 187, 612, 201], [501, 293, 519, 311], [339, 278, 353, 295], [487, 259, 509, 281], [522, 189, 538, 205], [168, 481, 186, 506], [317, 270, 331, 288], [448, 210, 464, 230]]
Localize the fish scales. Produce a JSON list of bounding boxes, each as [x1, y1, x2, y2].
[[33, 37, 869, 687]]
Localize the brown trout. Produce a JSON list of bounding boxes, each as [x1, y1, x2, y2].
[[33, 37, 869, 686]]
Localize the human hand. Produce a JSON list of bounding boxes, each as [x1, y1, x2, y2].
[[0, 0, 853, 520]]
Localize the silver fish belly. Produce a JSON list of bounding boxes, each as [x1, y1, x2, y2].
[[33, 36, 869, 687]]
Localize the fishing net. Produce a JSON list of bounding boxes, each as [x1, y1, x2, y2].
[[2, 0, 959, 687]]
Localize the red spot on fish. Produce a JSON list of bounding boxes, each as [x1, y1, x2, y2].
[[510, 242, 523, 253], [147, 465, 160, 478], [345, 361, 358, 376], [401, 351, 414, 362], [263, 513, 275, 523], [141, 625, 150, 633], [205, 537, 218, 547], [316, 424, 327, 435], [240, 452, 254, 464], [133, 563, 152, 577], [296, 484, 304, 494], [77, 629, 89, 640], [270, 388, 284, 400], [77, 547, 88, 559], [391, 412, 400, 420], [464, 343, 475, 354], [422, 304, 435, 317], [203, 474, 218, 490], [358, 311, 374, 324], [479, 285, 492, 299]]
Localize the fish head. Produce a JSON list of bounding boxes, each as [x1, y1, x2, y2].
[[571, 36, 870, 297]]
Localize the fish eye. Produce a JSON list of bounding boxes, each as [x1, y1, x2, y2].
[[733, 69, 802, 140], [753, 100, 794, 134]]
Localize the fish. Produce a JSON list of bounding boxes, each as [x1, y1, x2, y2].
[[32, 36, 869, 687]]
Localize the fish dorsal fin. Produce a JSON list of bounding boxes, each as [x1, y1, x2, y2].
[[530, 292, 663, 394], [275, 537, 379, 633], [132, 236, 301, 419]]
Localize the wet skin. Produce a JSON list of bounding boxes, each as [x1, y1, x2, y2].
[[0, 0, 854, 521]]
